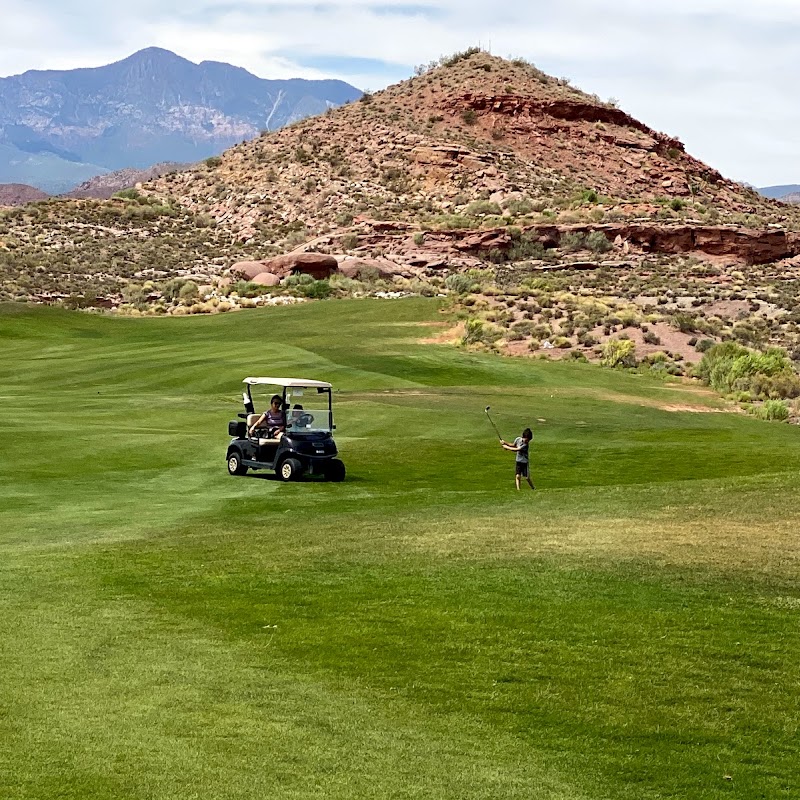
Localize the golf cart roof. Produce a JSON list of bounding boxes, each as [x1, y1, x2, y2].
[[244, 377, 332, 389]]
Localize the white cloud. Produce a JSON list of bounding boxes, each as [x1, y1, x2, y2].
[[0, 0, 798, 184]]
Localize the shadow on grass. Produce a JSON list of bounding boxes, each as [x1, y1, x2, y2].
[[243, 472, 366, 484]]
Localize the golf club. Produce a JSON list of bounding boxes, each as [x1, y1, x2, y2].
[[484, 405, 504, 441]]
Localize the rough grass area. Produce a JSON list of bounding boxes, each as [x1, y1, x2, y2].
[[1, 298, 799, 800]]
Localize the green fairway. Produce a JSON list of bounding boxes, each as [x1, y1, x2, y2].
[[1, 299, 799, 800]]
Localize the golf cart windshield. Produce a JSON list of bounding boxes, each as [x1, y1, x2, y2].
[[285, 387, 333, 434]]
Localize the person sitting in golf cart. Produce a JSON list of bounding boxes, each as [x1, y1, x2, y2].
[[248, 394, 286, 439], [288, 403, 314, 430]]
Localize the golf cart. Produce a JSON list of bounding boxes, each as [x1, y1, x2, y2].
[[226, 377, 345, 481]]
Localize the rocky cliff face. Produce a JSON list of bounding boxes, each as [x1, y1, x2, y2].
[[0, 47, 361, 190]]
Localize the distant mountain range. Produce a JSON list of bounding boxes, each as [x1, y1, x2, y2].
[[758, 184, 800, 202], [0, 47, 361, 193]]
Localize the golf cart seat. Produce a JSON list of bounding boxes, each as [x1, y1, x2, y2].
[[246, 413, 281, 446]]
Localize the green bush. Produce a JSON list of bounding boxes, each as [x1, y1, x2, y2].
[[204, 156, 222, 168], [696, 338, 715, 353], [601, 338, 637, 368], [445, 274, 474, 294], [178, 281, 199, 302], [283, 273, 315, 289], [643, 331, 661, 345], [161, 278, 189, 302], [560, 232, 586, 252], [672, 313, 699, 333], [697, 343, 799, 398], [461, 319, 501, 347], [586, 231, 611, 253], [299, 279, 332, 299], [748, 400, 789, 421], [465, 200, 502, 217], [503, 198, 535, 216], [508, 234, 545, 261], [114, 188, 141, 201]]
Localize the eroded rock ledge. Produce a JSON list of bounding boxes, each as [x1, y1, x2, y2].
[[346, 222, 800, 266]]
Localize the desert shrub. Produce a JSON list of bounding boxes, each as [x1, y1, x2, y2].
[[178, 281, 199, 302], [697, 343, 798, 398], [462, 319, 502, 346], [340, 233, 360, 249], [644, 351, 670, 365], [205, 156, 222, 168], [429, 214, 473, 230], [670, 198, 684, 211], [335, 211, 354, 226], [672, 313, 700, 333], [329, 274, 362, 293], [504, 197, 535, 216], [749, 371, 800, 400], [696, 338, 715, 353], [445, 273, 474, 294], [586, 231, 611, 253], [465, 200, 502, 217], [229, 280, 264, 299], [748, 400, 789, 421], [560, 232, 586, 252], [195, 213, 216, 228], [461, 109, 478, 125], [114, 188, 141, 201], [283, 273, 315, 289], [121, 283, 148, 307], [643, 331, 661, 345], [508, 234, 545, 261], [294, 147, 311, 163], [601, 337, 637, 368], [441, 47, 483, 68], [161, 278, 189, 302], [298, 279, 332, 299]]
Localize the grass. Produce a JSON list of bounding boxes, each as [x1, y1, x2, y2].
[[1, 298, 799, 799]]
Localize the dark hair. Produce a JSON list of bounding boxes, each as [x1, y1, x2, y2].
[[292, 403, 303, 410], [270, 394, 282, 405], [522, 428, 533, 440]]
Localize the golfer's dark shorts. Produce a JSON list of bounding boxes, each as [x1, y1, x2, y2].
[[515, 461, 529, 477]]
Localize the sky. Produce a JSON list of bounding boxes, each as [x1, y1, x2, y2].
[[1, 0, 798, 187]]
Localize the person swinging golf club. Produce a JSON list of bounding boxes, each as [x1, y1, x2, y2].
[[485, 407, 535, 491], [501, 427, 535, 491]]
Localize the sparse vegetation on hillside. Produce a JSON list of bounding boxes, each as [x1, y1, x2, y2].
[[0, 46, 798, 362]]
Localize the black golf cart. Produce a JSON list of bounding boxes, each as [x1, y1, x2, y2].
[[226, 377, 345, 481]]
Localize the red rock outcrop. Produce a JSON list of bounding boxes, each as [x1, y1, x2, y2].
[[340, 223, 799, 266], [251, 272, 281, 287], [263, 253, 338, 278], [231, 253, 338, 281]]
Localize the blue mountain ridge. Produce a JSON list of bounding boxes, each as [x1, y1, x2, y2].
[[0, 47, 361, 193]]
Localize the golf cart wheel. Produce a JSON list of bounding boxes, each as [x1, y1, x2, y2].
[[325, 459, 346, 482], [227, 452, 248, 476], [279, 458, 303, 482]]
